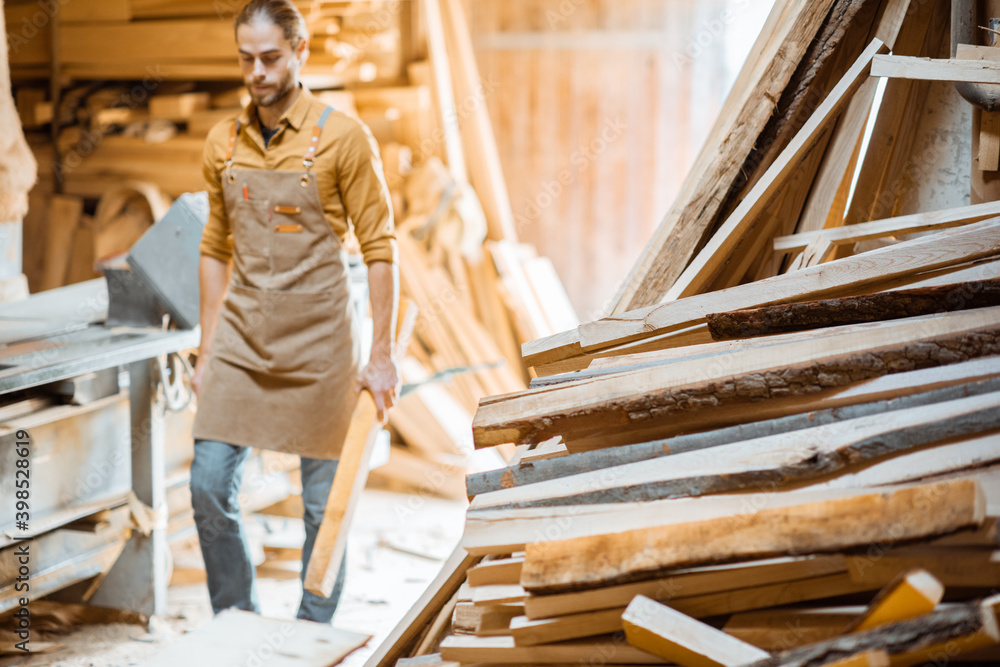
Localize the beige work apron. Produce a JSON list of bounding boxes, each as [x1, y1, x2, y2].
[[193, 107, 361, 460]]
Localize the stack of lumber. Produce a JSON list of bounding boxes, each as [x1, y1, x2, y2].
[[366, 0, 1000, 664], [6, 0, 405, 83]]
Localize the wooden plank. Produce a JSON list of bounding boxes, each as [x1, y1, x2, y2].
[[848, 569, 944, 633], [467, 555, 524, 587], [452, 601, 522, 636], [42, 195, 83, 291], [523, 556, 847, 620], [467, 373, 1000, 496], [706, 279, 1000, 340], [510, 608, 623, 647], [463, 446, 1000, 557], [422, 0, 466, 180], [871, 54, 1000, 84], [303, 391, 380, 597], [723, 607, 861, 650], [362, 547, 480, 667], [145, 609, 369, 667], [582, 205, 1000, 358], [148, 92, 210, 122], [519, 479, 985, 593], [60, 0, 131, 23], [476, 306, 1000, 449], [777, 200, 1000, 253], [438, 0, 517, 241], [511, 571, 876, 644], [471, 584, 525, 607], [664, 38, 888, 300], [846, 548, 1000, 589], [622, 595, 770, 667], [980, 111, 1000, 172], [59, 20, 234, 63], [439, 634, 669, 664], [470, 391, 1000, 509]]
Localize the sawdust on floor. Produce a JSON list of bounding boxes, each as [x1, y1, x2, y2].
[[0, 488, 467, 667]]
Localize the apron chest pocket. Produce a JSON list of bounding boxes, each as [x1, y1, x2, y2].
[[265, 289, 348, 376], [233, 199, 271, 258]]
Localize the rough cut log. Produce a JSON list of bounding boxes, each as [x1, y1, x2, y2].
[[475, 306, 1000, 449], [519, 479, 985, 593], [706, 278, 1000, 340], [622, 595, 770, 667], [465, 373, 1000, 496], [745, 601, 999, 667], [470, 391, 1000, 509]]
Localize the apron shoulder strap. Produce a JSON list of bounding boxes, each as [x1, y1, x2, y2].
[[224, 119, 242, 183], [302, 106, 334, 166]]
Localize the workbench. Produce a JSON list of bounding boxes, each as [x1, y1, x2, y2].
[[0, 278, 199, 616]]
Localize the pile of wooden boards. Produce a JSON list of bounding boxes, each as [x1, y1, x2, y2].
[[365, 0, 1000, 664], [6, 0, 406, 83]]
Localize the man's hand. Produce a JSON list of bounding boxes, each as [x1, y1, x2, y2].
[[191, 351, 209, 397], [356, 354, 400, 424]]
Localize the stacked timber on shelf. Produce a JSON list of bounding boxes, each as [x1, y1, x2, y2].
[[8, 0, 579, 497], [367, 0, 1000, 664]]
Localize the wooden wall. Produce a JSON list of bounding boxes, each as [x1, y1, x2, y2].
[[464, 0, 774, 318]]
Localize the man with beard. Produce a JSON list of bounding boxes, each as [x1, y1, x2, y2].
[[189, 0, 399, 623]]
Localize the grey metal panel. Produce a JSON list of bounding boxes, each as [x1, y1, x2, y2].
[[0, 326, 199, 394], [126, 192, 208, 330], [0, 279, 107, 346]]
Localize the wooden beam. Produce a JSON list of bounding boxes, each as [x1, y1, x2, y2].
[[846, 548, 1000, 589], [622, 595, 770, 667], [775, 200, 1000, 253], [664, 38, 888, 300], [847, 569, 944, 633], [467, 373, 1000, 497], [471, 391, 1000, 509], [510, 571, 876, 645], [872, 54, 1000, 84], [439, 634, 669, 664], [579, 217, 1000, 354], [438, 0, 517, 241], [519, 479, 985, 593], [463, 448, 1000, 557], [467, 555, 524, 587], [746, 602, 1000, 667], [523, 556, 846, 620], [475, 306, 1000, 449], [706, 279, 1000, 340]]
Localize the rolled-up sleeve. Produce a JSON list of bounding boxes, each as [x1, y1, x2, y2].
[[336, 119, 397, 265], [198, 124, 234, 263]]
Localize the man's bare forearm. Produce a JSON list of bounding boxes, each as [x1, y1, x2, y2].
[[367, 260, 398, 362], [199, 255, 232, 357]]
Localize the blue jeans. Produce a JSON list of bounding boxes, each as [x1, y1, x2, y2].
[[189, 439, 347, 623]]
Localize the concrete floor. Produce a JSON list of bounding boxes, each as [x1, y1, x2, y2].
[[0, 488, 467, 667]]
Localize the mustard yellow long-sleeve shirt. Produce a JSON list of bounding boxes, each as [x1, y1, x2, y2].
[[199, 85, 397, 266]]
